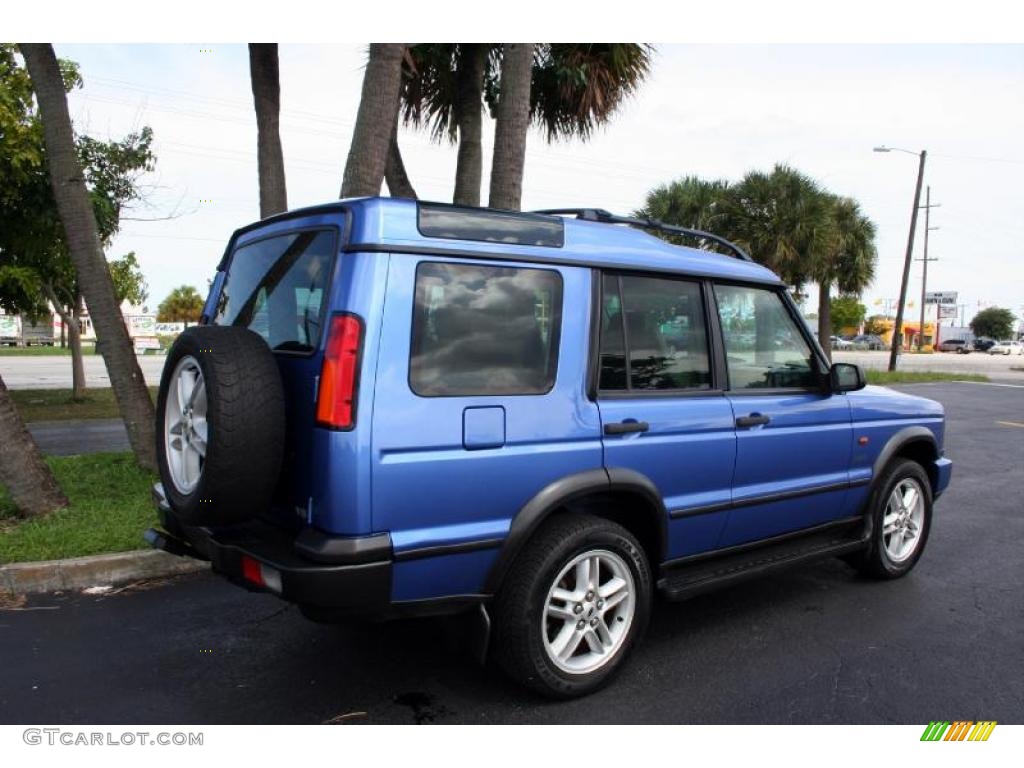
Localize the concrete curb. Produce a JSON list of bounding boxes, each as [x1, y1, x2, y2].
[[0, 549, 208, 595]]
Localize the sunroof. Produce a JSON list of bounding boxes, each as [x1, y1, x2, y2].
[[418, 203, 564, 248]]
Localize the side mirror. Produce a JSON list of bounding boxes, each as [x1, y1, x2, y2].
[[830, 362, 866, 393]]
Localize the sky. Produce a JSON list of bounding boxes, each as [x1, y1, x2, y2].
[[57, 43, 1024, 329]]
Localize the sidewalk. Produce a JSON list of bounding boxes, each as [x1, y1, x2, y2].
[[28, 418, 129, 455]]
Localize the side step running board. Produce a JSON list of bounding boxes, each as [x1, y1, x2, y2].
[[658, 525, 868, 601]]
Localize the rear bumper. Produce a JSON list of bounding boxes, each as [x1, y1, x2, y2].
[[148, 484, 392, 612], [933, 456, 953, 499]]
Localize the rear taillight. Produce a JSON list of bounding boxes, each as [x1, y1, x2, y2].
[[316, 313, 362, 430], [240, 555, 281, 593]]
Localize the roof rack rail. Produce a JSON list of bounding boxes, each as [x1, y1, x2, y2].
[[535, 208, 752, 262]]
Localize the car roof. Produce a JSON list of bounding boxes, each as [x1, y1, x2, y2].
[[228, 197, 784, 286]]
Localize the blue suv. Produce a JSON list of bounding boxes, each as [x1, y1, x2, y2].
[[148, 198, 952, 698]]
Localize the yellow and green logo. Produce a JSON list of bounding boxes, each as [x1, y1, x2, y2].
[[920, 721, 997, 741]]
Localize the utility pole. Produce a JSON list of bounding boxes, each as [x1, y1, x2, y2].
[[916, 186, 940, 350], [884, 148, 925, 370]]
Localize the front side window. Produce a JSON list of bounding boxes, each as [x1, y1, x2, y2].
[[214, 230, 335, 353], [714, 284, 822, 389], [410, 262, 563, 396], [599, 274, 712, 392]]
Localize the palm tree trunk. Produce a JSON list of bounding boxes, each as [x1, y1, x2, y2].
[[385, 118, 417, 199], [0, 374, 68, 517], [341, 44, 406, 198], [489, 44, 535, 211], [818, 283, 833, 362], [69, 299, 86, 401], [453, 44, 487, 207], [20, 43, 156, 471], [248, 43, 288, 218]]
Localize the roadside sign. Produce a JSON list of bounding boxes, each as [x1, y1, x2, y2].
[[925, 291, 958, 306], [938, 304, 958, 319]]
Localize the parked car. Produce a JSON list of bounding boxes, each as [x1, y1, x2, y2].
[[989, 340, 1023, 356], [972, 338, 997, 353], [830, 335, 853, 349], [936, 338, 970, 353], [147, 199, 952, 698], [850, 334, 886, 351]]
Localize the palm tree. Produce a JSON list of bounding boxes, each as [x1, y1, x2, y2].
[[248, 43, 287, 218], [399, 44, 653, 207], [340, 44, 407, 198], [489, 44, 535, 210], [813, 197, 877, 359], [635, 176, 733, 245], [0, 375, 68, 516], [726, 164, 833, 289], [19, 43, 156, 470]]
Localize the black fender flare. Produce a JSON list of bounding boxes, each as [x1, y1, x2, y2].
[[482, 467, 667, 595], [871, 426, 939, 480], [860, 426, 939, 540]]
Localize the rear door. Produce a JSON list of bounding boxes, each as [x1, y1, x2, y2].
[[712, 283, 854, 546], [597, 273, 737, 559], [211, 227, 338, 525]]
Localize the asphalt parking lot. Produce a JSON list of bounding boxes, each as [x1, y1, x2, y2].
[[2, 382, 1022, 724]]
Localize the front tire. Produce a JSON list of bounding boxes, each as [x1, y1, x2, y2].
[[847, 459, 933, 579], [492, 514, 652, 698]]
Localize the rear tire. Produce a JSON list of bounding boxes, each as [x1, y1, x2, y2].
[[492, 514, 652, 698], [846, 459, 932, 579], [156, 326, 285, 527]]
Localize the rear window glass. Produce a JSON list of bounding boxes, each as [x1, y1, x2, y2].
[[214, 230, 335, 353], [410, 262, 563, 396]]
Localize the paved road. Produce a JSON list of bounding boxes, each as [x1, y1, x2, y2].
[[2, 349, 1022, 389], [28, 419, 129, 456], [0, 354, 167, 389], [2, 383, 1022, 724], [833, 349, 1024, 383]]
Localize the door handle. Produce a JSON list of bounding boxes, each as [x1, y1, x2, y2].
[[736, 414, 770, 428], [604, 420, 650, 435]]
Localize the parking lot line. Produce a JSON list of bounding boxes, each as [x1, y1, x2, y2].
[[995, 421, 1024, 428]]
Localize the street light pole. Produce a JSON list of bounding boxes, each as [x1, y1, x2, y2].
[[917, 186, 940, 350], [875, 146, 927, 371]]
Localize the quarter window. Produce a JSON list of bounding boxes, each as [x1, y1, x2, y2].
[[410, 262, 563, 396], [714, 284, 822, 389], [599, 274, 712, 392]]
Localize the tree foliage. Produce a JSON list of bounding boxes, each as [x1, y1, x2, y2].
[[157, 285, 204, 324], [831, 295, 867, 330], [0, 44, 155, 320], [970, 307, 1015, 340]]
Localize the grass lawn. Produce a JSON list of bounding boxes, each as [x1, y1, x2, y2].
[[865, 370, 989, 385], [0, 452, 156, 564], [9, 387, 159, 423], [0, 344, 97, 356]]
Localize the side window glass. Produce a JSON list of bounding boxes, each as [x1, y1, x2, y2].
[[714, 284, 821, 389], [410, 262, 563, 396], [598, 274, 712, 392]]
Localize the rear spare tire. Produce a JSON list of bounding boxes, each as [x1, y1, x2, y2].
[[156, 325, 285, 526]]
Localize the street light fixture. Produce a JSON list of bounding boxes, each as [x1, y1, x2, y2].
[[874, 145, 927, 371]]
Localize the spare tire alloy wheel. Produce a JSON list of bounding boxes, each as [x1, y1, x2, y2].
[[543, 549, 636, 675], [156, 325, 285, 527], [165, 356, 207, 495]]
